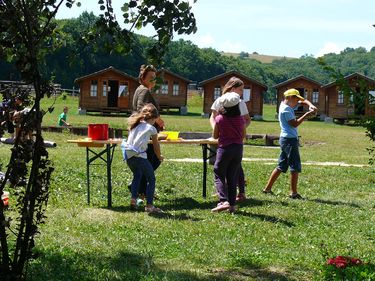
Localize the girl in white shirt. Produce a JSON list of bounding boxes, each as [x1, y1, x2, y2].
[[124, 104, 164, 213]]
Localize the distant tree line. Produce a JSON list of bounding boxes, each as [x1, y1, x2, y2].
[[1, 12, 375, 103]]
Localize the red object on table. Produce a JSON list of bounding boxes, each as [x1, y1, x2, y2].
[[88, 124, 109, 140]]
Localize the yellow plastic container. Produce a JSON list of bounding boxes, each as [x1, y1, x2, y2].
[[162, 131, 180, 140]]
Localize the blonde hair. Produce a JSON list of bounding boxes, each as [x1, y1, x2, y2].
[[138, 64, 157, 84], [128, 103, 159, 131], [222, 76, 244, 95]]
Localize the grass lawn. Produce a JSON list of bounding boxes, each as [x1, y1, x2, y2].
[[0, 95, 374, 280]]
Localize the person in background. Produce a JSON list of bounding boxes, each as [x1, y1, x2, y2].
[[1, 95, 24, 139], [263, 88, 317, 199], [131, 64, 165, 201], [211, 92, 245, 213], [210, 77, 249, 202], [58, 106, 71, 127], [124, 103, 164, 213]]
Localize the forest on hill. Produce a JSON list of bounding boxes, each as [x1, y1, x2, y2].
[[1, 12, 374, 102]]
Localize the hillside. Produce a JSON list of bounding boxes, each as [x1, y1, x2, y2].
[[221, 51, 296, 63]]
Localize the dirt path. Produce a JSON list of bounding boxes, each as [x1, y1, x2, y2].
[[166, 158, 369, 167]]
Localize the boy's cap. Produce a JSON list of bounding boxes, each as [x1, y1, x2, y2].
[[283, 89, 304, 101], [220, 92, 241, 107]]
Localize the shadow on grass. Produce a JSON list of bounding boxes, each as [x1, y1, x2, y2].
[[159, 196, 289, 212], [28, 249, 243, 281], [209, 266, 291, 281], [159, 197, 216, 211], [308, 198, 361, 208], [148, 211, 202, 221], [236, 210, 295, 228], [105, 205, 202, 221], [238, 197, 289, 208]]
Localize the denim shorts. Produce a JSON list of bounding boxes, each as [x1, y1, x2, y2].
[[277, 137, 301, 173]]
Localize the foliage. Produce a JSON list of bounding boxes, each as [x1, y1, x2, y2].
[[318, 58, 375, 165]]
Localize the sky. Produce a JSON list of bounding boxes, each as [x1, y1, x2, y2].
[[56, 0, 375, 58]]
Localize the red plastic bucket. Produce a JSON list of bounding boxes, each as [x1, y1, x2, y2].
[[88, 124, 109, 140]]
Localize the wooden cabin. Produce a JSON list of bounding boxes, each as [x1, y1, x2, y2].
[[155, 68, 191, 114], [322, 72, 375, 120], [75, 66, 139, 113], [200, 71, 267, 118], [274, 75, 325, 119]]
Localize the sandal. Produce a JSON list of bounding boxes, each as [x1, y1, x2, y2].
[[262, 189, 274, 194], [145, 205, 163, 213], [211, 201, 230, 212], [130, 198, 137, 210], [236, 193, 247, 202], [289, 193, 303, 200]]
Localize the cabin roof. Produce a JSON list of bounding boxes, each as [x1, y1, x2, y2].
[[273, 74, 322, 89], [199, 70, 268, 90], [158, 68, 192, 83], [75, 66, 138, 83], [322, 72, 375, 88]]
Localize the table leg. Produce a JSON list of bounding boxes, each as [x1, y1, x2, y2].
[[106, 144, 112, 208], [86, 147, 90, 205], [202, 144, 207, 198]]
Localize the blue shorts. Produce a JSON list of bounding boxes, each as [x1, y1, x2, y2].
[[277, 137, 301, 173]]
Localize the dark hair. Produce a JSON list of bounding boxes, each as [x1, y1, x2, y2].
[[222, 77, 244, 95], [138, 64, 156, 84], [128, 103, 159, 130], [219, 104, 241, 117]]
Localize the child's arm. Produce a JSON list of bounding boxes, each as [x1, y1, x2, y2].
[[288, 110, 314, 128], [299, 99, 317, 112], [151, 134, 164, 161], [213, 122, 219, 139], [209, 110, 218, 130], [61, 119, 70, 126], [243, 114, 251, 128]]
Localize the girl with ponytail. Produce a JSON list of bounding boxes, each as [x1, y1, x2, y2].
[[124, 103, 164, 213]]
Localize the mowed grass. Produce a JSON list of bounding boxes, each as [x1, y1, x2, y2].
[[0, 95, 374, 280]]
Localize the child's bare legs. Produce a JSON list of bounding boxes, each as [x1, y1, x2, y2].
[[290, 172, 298, 194], [263, 168, 282, 192]]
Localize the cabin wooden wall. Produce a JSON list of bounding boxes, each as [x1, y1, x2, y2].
[[202, 75, 265, 116]]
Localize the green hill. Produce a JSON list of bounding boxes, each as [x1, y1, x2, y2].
[[221, 51, 296, 63]]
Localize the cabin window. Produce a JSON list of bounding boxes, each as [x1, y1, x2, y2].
[[338, 91, 344, 104], [369, 91, 375, 105], [214, 86, 221, 100], [90, 80, 98, 97], [161, 82, 168, 95], [312, 89, 319, 103], [118, 83, 128, 97], [102, 81, 107, 97], [243, 88, 251, 102], [173, 82, 179, 96], [349, 94, 354, 103]]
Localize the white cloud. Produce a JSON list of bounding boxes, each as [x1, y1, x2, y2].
[[196, 34, 215, 48], [316, 42, 343, 57]]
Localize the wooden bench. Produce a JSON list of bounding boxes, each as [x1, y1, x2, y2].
[[246, 134, 280, 146]]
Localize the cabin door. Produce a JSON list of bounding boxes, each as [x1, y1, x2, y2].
[[295, 87, 305, 111], [108, 80, 119, 107]]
